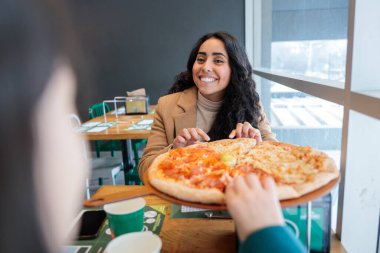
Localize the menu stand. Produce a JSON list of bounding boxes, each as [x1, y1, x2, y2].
[[112, 97, 127, 122]]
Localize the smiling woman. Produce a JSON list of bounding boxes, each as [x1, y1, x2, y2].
[[138, 32, 278, 179]]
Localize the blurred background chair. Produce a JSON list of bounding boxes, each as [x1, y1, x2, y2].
[[88, 102, 146, 185], [67, 113, 123, 198]]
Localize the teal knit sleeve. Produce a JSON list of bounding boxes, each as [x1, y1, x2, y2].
[[239, 225, 306, 253]]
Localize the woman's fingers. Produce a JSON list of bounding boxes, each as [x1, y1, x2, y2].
[[235, 123, 243, 138], [254, 131, 263, 143], [174, 128, 210, 149], [189, 128, 199, 141], [242, 122, 252, 137], [248, 127, 262, 143], [176, 135, 186, 143], [229, 122, 262, 141], [187, 128, 210, 142], [176, 124, 262, 147], [181, 128, 192, 140], [229, 123, 244, 138], [173, 135, 186, 148], [196, 128, 211, 142]]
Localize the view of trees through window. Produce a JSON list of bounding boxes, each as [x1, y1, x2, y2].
[[271, 40, 347, 82]]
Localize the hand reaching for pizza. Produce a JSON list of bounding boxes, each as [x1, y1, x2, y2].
[[173, 128, 211, 149], [228, 122, 262, 143], [225, 174, 285, 242]]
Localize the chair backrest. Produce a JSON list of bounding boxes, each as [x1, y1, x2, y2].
[[88, 103, 110, 119], [67, 113, 81, 127]]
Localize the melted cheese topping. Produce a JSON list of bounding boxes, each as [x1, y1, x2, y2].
[[239, 142, 326, 184], [157, 141, 327, 192]]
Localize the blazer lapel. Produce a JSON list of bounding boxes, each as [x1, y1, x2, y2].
[[174, 87, 197, 137]]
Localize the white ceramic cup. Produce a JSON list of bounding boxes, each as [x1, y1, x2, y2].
[[104, 231, 162, 253]]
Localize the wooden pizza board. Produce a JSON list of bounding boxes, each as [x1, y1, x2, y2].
[[83, 172, 340, 210]]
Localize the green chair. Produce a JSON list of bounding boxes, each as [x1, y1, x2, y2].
[[88, 102, 146, 185], [125, 139, 147, 185], [131, 139, 147, 169]]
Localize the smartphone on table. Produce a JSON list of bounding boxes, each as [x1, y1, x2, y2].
[[75, 210, 106, 240]]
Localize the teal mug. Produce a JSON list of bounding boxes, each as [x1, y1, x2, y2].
[[104, 198, 146, 238]]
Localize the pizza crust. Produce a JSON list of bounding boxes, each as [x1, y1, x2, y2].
[[320, 156, 339, 173], [276, 185, 300, 200], [150, 174, 225, 204]]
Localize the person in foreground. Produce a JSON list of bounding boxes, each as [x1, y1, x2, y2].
[[0, 0, 89, 252], [139, 32, 277, 178], [225, 174, 306, 253]]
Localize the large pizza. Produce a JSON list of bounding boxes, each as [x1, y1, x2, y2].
[[148, 139, 339, 204]]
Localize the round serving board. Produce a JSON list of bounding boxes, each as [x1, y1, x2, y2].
[[84, 172, 339, 210], [143, 171, 340, 210], [280, 176, 340, 208]]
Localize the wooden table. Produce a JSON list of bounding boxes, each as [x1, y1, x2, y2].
[[92, 186, 236, 253], [90, 186, 347, 253], [147, 196, 236, 253], [82, 106, 155, 183]]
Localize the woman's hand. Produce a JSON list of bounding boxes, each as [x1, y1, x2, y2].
[[225, 174, 285, 242], [173, 128, 210, 149], [229, 122, 262, 143]]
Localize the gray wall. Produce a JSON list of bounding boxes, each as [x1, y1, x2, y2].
[[68, 0, 245, 119]]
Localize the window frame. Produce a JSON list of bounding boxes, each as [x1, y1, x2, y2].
[[246, 0, 380, 252]]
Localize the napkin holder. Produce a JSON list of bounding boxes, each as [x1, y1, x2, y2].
[[125, 96, 149, 114]]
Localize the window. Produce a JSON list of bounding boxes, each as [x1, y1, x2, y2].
[[272, 40, 347, 82], [269, 82, 343, 155], [247, 0, 380, 252]]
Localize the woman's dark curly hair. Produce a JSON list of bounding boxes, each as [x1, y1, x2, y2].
[[168, 32, 262, 141]]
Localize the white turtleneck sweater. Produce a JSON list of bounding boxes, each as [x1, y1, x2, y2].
[[196, 91, 223, 133]]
